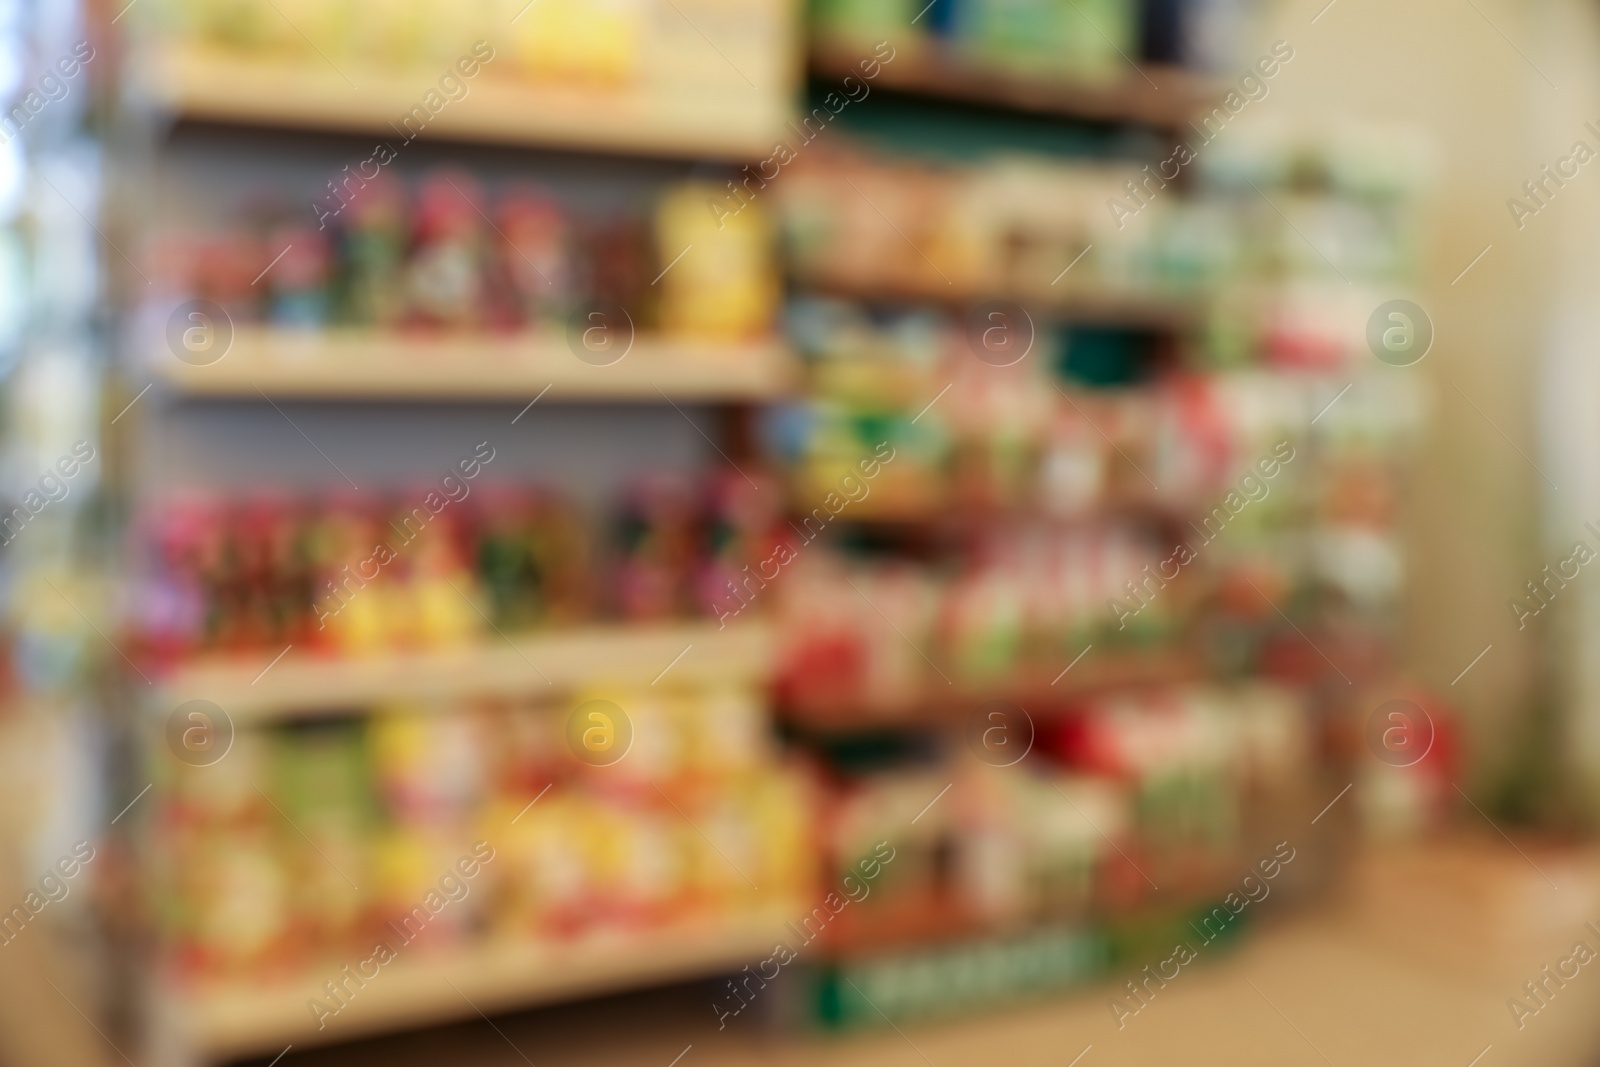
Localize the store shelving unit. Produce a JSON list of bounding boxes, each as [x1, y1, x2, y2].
[[116, 5, 808, 1065], [758, 12, 1402, 1033], [154, 329, 798, 402], [108, 2, 1408, 1061]]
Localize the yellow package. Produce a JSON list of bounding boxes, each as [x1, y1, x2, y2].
[[250, 0, 352, 59], [510, 0, 645, 86], [569, 687, 682, 781], [747, 770, 815, 900], [488, 798, 546, 933], [368, 826, 437, 925], [689, 794, 761, 907], [324, 580, 389, 654], [525, 795, 594, 926], [617, 806, 685, 916], [346, 0, 431, 68], [689, 683, 768, 775], [186, 829, 291, 971], [655, 182, 779, 340], [411, 571, 481, 648]]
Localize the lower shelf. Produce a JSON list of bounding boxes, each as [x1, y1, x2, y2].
[[157, 619, 773, 723], [151, 327, 797, 402], [157, 908, 801, 1061]]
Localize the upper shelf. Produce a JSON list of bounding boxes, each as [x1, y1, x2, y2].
[[811, 45, 1214, 129], [152, 327, 797, 402], [138, 44, 795, 161]]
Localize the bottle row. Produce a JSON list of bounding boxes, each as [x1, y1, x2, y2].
[[815, 680, 1310, 937], [777, 308, 1419, 532], [151, 172, 776, 340], [130, 444, 1405, 672], [131, 474, 778, 661], [773, 535, 1204, 711], [772, 139, 1420, 346]]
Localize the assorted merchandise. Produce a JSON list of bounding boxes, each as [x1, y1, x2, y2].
[[152, 173, 777, 341], [812, 0, 1266, 81], [748, 116, 1426, 1032], [129, 473, 785, 663], [770, 373, 1407, 749], [773, 536, 1195, 715], [766, 128, 1427, 735], [807, 681, 1310, 949], [1197, 122, 1426, 369], [777, 131, 1426, 344], [769, 297, 1391, 713], [777, 297, 1326, 518], [1194, 127, 1427, 617], [154, 684, 813, 981], [810, 0, 1140, 84], [775, 145, 1220, 305], [115, 1, 1436, 1055], [1353, 688, 1460, 838]]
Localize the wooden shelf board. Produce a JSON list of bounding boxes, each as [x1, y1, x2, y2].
[[152, 328, 798, 402], [816, 890, 989, 959], [792, 275, 1204, 331], [143, 46, 793, 161], [778, 645, 1205, 731], [163, 907, 799, 1060], [816, 497, 1190, 529], [812, 45, 1215, 129], [158, 620, 773, 721]]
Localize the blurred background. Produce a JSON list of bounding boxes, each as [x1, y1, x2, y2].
[[1, 0, 1598, 1064]]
